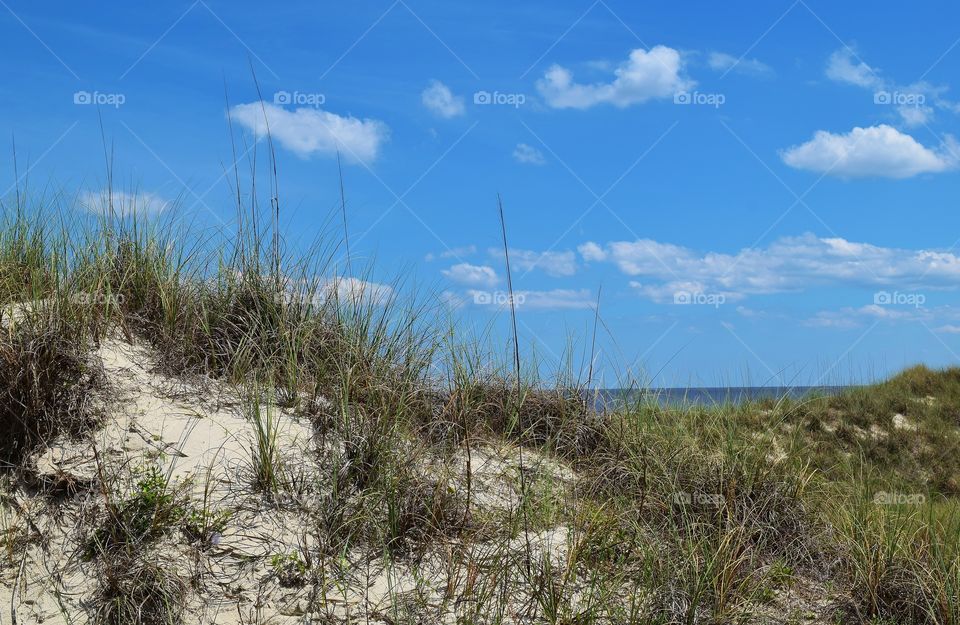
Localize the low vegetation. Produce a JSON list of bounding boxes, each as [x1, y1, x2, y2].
[[0, 189, 958, 623]]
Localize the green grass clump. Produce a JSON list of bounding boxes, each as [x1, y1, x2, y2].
[[0, 302, 103, 465], [85, 464, 191, 625], [86, 466, 189, 557], [93, 554, 187, 625]]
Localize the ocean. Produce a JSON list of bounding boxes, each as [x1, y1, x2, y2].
[[594, 386, 849, 411]]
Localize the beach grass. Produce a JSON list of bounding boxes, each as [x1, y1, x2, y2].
[[1, 189, 959, 623]]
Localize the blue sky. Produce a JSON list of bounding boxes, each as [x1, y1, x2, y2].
[[2, 0, 960, 386]]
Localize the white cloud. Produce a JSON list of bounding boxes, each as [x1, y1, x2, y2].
[[579, 239, 688, 278], [578, 241, 607, 262], [318, 277, 394, 305], [708, 52, 772, 76], [857, 304, 922, 320], [490, 248, 576, 277], [581, 233, 960, 302], [424, 245, 476, 262], [536, 45, 694, 109], [823, 48, 955, 127], [896, 103, 935, 127], [780, 125, 958, 178], [421, 80, 465, 118], [513, 289, 594, 310], [442, 263, 499, 287], [825, 48, 880, 88], [735, 306, 769, 319], [628, 280, 742, 304], [440, 290, 467, 309], [805, 304, 960, 329], [803, 309, 863, 329], [513, 143, 546, 165], [230, 102, 389, 162], [79, 190, 171, 216]]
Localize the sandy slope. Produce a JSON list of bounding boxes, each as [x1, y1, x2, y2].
[[0, 336, 579, 624], [1, 337, 318, 623]]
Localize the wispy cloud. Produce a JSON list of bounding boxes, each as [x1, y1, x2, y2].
[[805, 304, 960, 329], [230, 102, 389, 162], [826, 48, 880, 88], [467, 288, 594, 310], [824, 47, 949, 127], [79, 189, 171, 216], [708, 51, 772, 77], [425, 245, 477, 262], [513, 143, 546, 165], [580, 233, 960, 302], [421, 80, 465, 118], [317, 277, 394, 305], [439, 290, 467, 309], [442, 262, 499, 287], [488, 248, 577, 277]]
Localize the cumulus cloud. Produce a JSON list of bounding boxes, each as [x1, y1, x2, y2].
[[936, 324, 960, 334], [230, 102, 389, 162], [579, 233, 960, 303], [578, 239, 689, 278], [513, 143, 546, 165], [79, 190, 171, 216], [578, 241, 606, 262], [708, 52, 772, 76], [421, 80, 465, 118], [780, 125, 959, 178], [442, 263, 499, 287], [536, 45, 694, 109]]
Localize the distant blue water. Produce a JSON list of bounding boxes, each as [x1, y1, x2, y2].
[[594, 386, 849, 411]]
